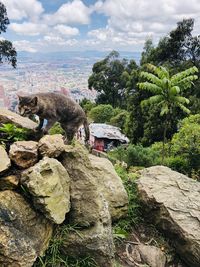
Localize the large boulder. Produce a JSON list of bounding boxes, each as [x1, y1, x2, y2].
[[61, 195, 115, 267], [21, 157, 70, 224], [0, 190, 52, 267], [61, 145, 108, 226], [89, 155, 128, 221], [0, 108, 37, 130], [9, 141, 38, 168], [38, 134, 65, 157], [0, 145, 11, 173], [61, 144, 128, 225], [61, 145, 116, 266], [137, 166, 200, 267]]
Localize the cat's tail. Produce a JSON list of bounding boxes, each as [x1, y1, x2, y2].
[[83, 118, 90, 142]]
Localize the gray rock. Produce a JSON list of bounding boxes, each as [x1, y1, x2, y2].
[[61, 144, 116, 266], [0, 190, 53, 267], [21, 157, 70, 224], [89, 155, 128, 221], [0, 145, 11, 173], [0, 107, 37, 130], [38, 134, 65, 157], [61, 194, 115, 267], [137, 166, 200, 267], [61, 144, 108, 227], [129, 244, 166, 267], [61, 145, 128, 226], [9, 141, 38, 168]]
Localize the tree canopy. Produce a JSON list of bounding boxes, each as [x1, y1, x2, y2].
[[88, 51, 134, 108], [0, 2, 17, 68]]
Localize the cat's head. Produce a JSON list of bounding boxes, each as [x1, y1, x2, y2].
[[17, 95, 39, 116]]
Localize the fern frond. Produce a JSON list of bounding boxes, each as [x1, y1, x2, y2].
[[160, 104, 169, 116], [177, 103, 190, 114], [137, 82, 162, 94], [175, 75, 198, 89], [170, 86, 180, 95], [141, 95, 164, 107], [171, 66, 198, 85], [174, 96, 190, 105], [140, 72, 162, 87]]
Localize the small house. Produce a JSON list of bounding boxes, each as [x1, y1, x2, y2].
[[79, 123, 129, 152]]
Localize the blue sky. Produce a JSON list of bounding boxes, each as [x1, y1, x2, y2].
[[1, 0, 200, 53]]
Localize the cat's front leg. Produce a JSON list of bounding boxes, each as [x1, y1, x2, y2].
[[35, 118, 44, 131], [43, 119, 56, 134]]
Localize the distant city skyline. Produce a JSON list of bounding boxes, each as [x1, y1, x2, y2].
[[1, 0, 200, 53]]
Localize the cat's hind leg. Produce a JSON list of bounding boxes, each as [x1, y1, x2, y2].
[[61, 124, 77, 144]]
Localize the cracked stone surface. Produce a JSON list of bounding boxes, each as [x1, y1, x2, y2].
[[137, 166, 200, 267]]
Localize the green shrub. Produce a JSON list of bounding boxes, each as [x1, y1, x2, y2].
[[126, 144, 159, 168], [113, 165, 141, 232], [49, 122, 65, 135], [108, 144, 160, 168], [108, 145, 127, 163], [163, 156, 190, 174], [110, 110, 129, 133], [89, 104, 114, 123], [80, 98, 96, 115], [171, 115, 200, 174], [0, 123, 29, 142]]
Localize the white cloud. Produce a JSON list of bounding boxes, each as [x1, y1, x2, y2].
[[90, 0, 200, 50], [2, 0, 44, 21], [13, 40, 37, 52], [43, 34, 78, 47], [54, 25, 79, 37], [43, 0, 91, 26], [9, 22, 48, 36], [3, 0, 200, 52]]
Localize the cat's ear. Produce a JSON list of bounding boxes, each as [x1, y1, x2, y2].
[[30, 96, 38, 106], [17, 94, 24, 102]]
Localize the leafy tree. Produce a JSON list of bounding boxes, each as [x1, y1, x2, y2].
[[171, 114, 200, 175], [89, 104, 114, 123], [142, 19, 199, 67], [79, 98, 96, 115], [0, 2, 17, 67], [110, 110, 129, 133], [88, 51, 128, 108], [140, 38, 155, 65], [138, 63, 198, 160]]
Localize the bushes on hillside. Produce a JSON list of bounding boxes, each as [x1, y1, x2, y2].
[[108, 144, 159, 168]]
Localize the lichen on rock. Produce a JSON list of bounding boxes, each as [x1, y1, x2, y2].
[[21, 157, 71, 224], [0, 190, 53, 267]]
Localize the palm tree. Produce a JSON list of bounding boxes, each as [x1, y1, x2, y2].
[[138, 64, 198, 161]]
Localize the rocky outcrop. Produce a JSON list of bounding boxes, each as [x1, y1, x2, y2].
[[61, 145, 128, 226], [61, 145, 117, 265], [61, 145, 108, 227], [0, 145, 11, 173], [38, 134, 65, 157], [125, 243, 166, 267], [0, 108, 37, 130], [21, 157, 70, 224], [89, 155, 128, 221], [0, 113, 128, 267], [9, 141, 38, 168], [137, 166, 200, 267], [62, 195, 115, 267], [0, 190, 53, 267]]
